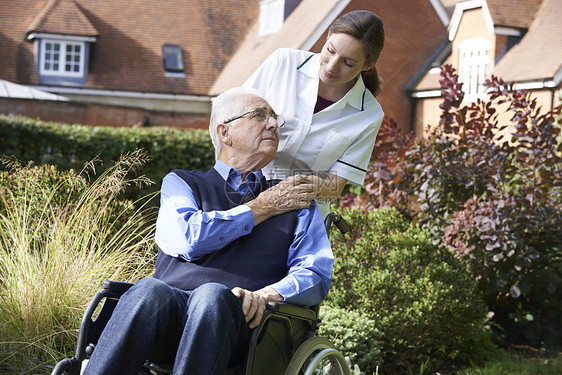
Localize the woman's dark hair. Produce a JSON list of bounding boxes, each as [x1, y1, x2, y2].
[[329, 10, 385, 96]]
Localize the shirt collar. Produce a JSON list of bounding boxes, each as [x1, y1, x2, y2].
[[297, 53, 319, 78], [297, 53, 367, 111], [214, 160, 264, 193]]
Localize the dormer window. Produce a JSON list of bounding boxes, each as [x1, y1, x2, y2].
[[41, 39, 84, 76], [259, 0, 301, 36], [163, 44, 185, 77], [27, 33, 95, 86], [458, 37, 491, 98], [25, 0, 98, 86]]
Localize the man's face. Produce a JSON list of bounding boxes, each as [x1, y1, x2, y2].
[[228, 96, 280, 168]]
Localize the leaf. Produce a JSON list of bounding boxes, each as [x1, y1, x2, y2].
[[372, 170, 393, 180], [486, 242, 501, 251], [510, 284, 521, 298], [492, 253, 504, 262]]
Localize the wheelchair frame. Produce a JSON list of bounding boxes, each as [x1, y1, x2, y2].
[[51, 213, 351, 375]]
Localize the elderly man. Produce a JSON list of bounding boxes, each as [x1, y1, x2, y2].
[[83, 87, 334, 375]]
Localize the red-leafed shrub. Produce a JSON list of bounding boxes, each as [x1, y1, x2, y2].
[[345, 64, 562, 349]]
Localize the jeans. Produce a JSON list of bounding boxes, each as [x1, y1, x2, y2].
[[83, 277, 250, 375]]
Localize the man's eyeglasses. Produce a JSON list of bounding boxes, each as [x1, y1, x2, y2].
[[224, 108, 285, 128]]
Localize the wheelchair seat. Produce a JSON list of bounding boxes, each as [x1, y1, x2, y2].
[[51, 213, 351, 375]]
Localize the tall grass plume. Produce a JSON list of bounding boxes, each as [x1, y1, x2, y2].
[[0, 150, 158, 374]]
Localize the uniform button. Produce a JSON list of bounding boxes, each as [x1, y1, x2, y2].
[[245, 225, 249, 231], [220, 236, 224, 241]]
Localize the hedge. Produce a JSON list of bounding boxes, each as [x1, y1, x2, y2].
[[0, 114, 215, 202]]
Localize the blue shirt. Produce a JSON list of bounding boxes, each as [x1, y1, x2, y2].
[[154, 161, 334, 306]]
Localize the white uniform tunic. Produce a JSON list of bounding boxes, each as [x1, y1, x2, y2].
[[243, 48, 384, 215]]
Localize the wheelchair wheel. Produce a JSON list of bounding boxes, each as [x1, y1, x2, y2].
[[284, 336, 350, 375]]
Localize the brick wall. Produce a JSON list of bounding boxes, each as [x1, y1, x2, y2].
[[0, 98, 209, 129]]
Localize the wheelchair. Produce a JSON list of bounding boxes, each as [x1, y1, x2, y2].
[[52, 212, 351, 375]]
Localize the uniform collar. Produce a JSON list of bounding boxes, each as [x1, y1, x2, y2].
[[297, 53, 367, 112], [296, 53, 319, 78], [214, 160, 264, 193]]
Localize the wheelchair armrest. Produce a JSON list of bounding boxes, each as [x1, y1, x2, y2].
[[266, 302, 317, 321], [102, 280, 134, 295]]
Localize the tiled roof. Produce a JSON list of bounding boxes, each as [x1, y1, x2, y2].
[[413, 51, 454, 91], [210, 0, 342, 95], [26, 0, 98, 37], [494, 0, 561, 83], [486, 0, 542, 29], [0, 0, 261, 95]]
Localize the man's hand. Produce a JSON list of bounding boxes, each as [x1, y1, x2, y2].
[[231, 287, 283, 329], [246, 174, 321, 225]]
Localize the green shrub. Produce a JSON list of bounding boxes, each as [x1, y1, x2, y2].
[[0, 115, 215, 203], [327, 207, 492, 373], [319, 305, 384, 374], [0, 151, 157, 374], [343, 65, 562, 350]]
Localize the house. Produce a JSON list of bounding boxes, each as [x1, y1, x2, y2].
[[0, 0, 449, 132], [2, 0, 556, 136], [410, 0, 562, 136], [0, 0, 262, 128]]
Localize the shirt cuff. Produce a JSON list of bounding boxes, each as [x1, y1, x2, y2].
[[268, 277, 297, 302], [229, 204, 255, 236]]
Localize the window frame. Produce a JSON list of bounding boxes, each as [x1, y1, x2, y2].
[[162, 44, 185, 74], [39, 39, 86, 77], [458, 37, 491, 98]]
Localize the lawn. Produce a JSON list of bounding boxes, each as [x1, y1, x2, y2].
[[457, 348, 562, 375]]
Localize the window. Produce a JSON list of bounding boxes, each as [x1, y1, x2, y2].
[[40, 40, 85, 77], [458, 38, 490, 98], [162, 44, 184, 73], [258, 0, 300, 36]]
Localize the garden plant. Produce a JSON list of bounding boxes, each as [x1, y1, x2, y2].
[[0, 151, 158, 374], [0, 115, 215, 204], [343, 65, 562, 352], [1, 65, 560, 373], [321, 207, 493, 374]]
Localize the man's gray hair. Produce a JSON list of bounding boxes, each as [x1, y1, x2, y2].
[[209, 86, 263, 160]]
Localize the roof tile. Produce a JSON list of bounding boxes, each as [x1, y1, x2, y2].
[[486, 0, 542, 29], [210, 0, 341, 95], [494, 0, 562, 82], [0, 0, 261, 95], [27, 0, 98, 37]]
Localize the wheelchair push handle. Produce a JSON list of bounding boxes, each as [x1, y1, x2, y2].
[[323, 212, 350, 236]]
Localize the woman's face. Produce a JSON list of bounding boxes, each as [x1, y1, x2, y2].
[[319, 33, 370, 87]]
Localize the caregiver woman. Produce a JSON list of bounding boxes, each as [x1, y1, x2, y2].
[[243, 10, 385, 217]]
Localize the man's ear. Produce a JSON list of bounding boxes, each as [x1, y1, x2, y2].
[[217, 124, 232, 146]]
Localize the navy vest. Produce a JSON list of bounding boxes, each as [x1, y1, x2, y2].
[[153, 168, 298, 291]]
